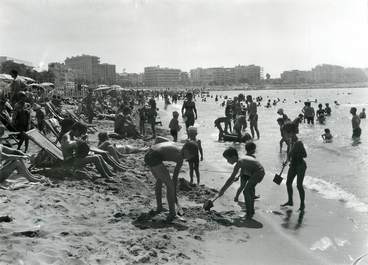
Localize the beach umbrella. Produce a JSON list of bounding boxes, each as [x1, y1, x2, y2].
[[95, 86, 110, 91], [19, 76, 35, 83], [40, 82, 54, 87], [0, 74, 12, 81]]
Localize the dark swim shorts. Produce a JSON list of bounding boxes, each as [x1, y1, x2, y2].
[[144, 149, 163, 167], [352, 127, 361, 138]]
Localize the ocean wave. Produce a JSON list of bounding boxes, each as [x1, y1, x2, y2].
[[303, 175, 368, 213]]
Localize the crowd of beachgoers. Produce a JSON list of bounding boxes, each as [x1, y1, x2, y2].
[[0, 69, 366, 264]]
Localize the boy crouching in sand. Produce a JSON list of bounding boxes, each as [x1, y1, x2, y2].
[[219, 147, 265, 219], [234, 142, 259, 202], [144, 141, 199, 222]]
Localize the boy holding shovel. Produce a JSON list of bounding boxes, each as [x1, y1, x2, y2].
[[216, 146, 265, 219]]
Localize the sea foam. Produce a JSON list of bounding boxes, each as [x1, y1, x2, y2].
[[303, 175, 368, 213]]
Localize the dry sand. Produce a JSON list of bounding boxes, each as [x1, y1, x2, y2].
[[0, 120, 237, 265]]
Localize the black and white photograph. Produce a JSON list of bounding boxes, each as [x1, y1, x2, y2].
[[0, 0, 367, 264]]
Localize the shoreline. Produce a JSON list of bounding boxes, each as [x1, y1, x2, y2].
[[1, 97, 367, 265]]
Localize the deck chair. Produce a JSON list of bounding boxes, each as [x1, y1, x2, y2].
[[66, 109, 97, 133], [0, 114, 20, 146], [0, 130, 20, 147], [44, 118, 61, 138], [26, 129, 64, 162], [45, 102, 63, 121]]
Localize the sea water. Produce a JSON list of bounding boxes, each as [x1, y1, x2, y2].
[[165, 87, 368, 214]]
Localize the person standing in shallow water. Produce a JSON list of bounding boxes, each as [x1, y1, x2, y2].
[[247, 95, 260, 139], [350, 107, 361, 139], [181, 92, 197, 131], [281, 122, 307, 212]]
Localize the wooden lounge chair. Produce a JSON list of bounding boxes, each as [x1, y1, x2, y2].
[[66, 110, 97, 133], [26, 129, 64, 162], [44, 118, 61, 140], [45, 102, 63, 121]]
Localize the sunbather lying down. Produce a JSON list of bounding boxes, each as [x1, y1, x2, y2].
[[0, 126, 47, 184], [98, 132, 149, 161]]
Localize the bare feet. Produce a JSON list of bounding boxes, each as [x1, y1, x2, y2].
[[281, 201, 293, 207]]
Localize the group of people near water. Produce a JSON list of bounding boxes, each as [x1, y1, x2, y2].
[[0, 70, 365, 223]]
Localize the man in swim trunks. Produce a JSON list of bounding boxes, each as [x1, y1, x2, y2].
[[247, 95, 260, 139], [144, 141, 199, 222], [350, 107, 361, 139]]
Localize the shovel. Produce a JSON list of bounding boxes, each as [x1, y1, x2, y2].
[[203, 194, 221, 211], [273, 162, 287, 185]]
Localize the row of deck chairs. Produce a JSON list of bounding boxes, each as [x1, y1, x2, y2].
[[45, 102, 97, 133]]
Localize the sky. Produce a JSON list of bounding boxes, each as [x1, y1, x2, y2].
[[1, 0, 368, 77]]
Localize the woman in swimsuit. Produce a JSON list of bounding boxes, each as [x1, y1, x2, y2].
[[181, 92, 197, 131]]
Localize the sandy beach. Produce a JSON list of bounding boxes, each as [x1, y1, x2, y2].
[[1, 92, 368, 265]]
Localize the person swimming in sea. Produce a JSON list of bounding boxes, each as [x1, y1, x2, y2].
[[321, 128, 333, 143]]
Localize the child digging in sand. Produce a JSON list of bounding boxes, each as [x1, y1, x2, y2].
[[234, 142, 260, 202], [219, 147, 265, 219], [187, 126, 203, 185], [144, 141, 199, 222]]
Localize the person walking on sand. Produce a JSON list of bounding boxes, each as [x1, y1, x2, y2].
[[350, 107, 361, 139], [219, 147, 265, 219], [281, 122, 307, 211], [181, 92, 197, 131], [144, 141, 199, 222]]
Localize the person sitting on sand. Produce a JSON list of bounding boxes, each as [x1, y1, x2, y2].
[[321, 128, 333, 142], [187, 126, 203, 185], [0, 125, 47, 183], [60, 122, 115, 179], [359, 108, 366, 119], [281, 122, 307, 211], [144, 141, 199, 222], [234, 142, 260, 202], [350, 107, 361, 139], [218, 146, 265, 220]]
